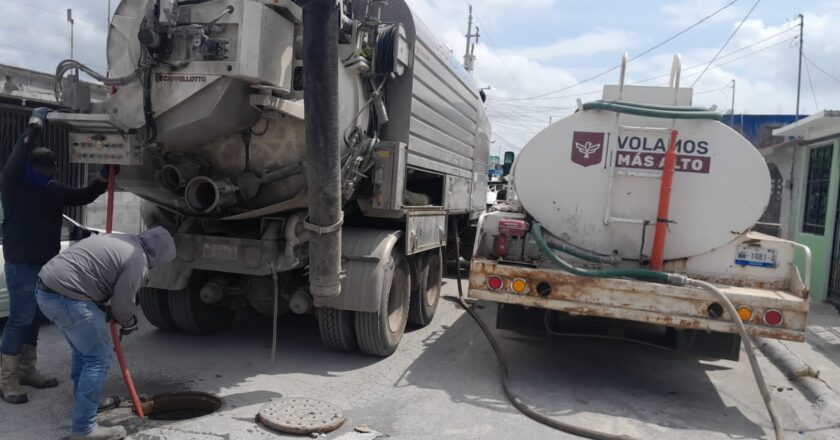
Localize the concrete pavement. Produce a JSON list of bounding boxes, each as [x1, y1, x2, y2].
[[1, 278, 838, 439]]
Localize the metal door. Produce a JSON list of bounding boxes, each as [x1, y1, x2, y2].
[[827, 193, 840, 307]]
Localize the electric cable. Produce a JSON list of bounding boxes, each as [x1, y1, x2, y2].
[[494, 0, 741, 102], [450, 223, 635, 440], [690, 0, 763, 87], [803, 51, 820, 111], [803, 52, 840, 84]]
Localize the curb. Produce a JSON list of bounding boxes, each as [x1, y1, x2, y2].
[[755, 337, 840, 410]]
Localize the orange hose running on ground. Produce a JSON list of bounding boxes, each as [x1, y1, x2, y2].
[[105, 164, 145, 418], [649, 129, 679, 270]]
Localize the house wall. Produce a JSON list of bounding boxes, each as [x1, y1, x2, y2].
[[792, 139, 840, 301]]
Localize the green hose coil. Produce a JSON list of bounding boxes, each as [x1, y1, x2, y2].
[[582, 100, 722, 120], [532, 224, 672, 283]]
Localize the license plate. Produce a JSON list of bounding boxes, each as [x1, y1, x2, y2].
[[735, 245, 777, 268], [202, 243, 238, 260]]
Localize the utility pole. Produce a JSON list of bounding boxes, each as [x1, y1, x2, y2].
[[67, 9, 77, 78], [463, 5, 479, 72], [730, 79, 736, 129], [549, 116, 553, 126], [795, 13, 804, 120]]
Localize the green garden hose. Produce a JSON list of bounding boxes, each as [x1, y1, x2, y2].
[[582, 100, 722, 120]]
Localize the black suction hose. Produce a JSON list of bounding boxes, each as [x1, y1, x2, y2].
[[451, 220, 634, 440], [303, 0, 343, 298]]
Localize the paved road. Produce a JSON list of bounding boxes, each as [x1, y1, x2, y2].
[[2, 278, 838, 439]]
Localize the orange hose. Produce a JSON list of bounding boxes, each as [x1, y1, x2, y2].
[[650, 130, 679, 270], [109, 321, 144, 418], [104, 164, 145, 418]]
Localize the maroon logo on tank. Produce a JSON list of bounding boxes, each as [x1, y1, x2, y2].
[[571, 131, 605, 167]]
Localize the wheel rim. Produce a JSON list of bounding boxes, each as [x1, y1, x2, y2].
[[387, 265, 408, 333], [424, 254, 441, 307]]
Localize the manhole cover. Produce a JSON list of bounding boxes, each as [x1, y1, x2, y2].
[[257, 398, 346, 434]]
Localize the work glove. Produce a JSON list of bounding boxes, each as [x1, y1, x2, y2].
[[119, 316, 139, 338], [97, 164, 121, 182], [28, 107, 51, 128]]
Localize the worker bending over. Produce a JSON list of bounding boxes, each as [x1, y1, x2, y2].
[[36, 227, 176, 440], [0, 107, 113, 405]]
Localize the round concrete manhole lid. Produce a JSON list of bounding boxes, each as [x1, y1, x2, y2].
[[257, 398, 346, 434]]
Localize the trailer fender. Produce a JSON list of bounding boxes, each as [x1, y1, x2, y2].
[[146, 263, 194, 291], [314, 228, 403, 312]]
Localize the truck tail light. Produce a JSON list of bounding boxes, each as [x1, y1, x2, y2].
[[737, 306, 753, 322], [498, 219, 529, 238], [487, 275, 504, 290], [763, 309, 784, 327], [511, 278, 528, 294]]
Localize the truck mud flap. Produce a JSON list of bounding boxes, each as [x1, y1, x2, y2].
[[314, 228, 403, 313]]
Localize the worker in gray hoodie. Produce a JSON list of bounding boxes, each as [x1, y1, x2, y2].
[[35, 227, 176, 440]]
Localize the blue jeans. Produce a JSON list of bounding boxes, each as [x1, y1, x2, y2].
[[0, 262, 46, 355], [36, 289, 113, 435]]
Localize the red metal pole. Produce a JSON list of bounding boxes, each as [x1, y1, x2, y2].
[[104, 164, 145, 418], [105, 165, 115, 233], [650, 130, 679, 270]]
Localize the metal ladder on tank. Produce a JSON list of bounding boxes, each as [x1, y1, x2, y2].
[[602, 54, 683, 229]]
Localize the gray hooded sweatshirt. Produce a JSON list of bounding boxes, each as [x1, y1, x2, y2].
[[39, 226, 176, 327]]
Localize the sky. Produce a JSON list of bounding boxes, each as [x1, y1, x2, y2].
[[1, 0, 839, 154]]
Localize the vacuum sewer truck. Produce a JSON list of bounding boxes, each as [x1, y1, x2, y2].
[[468, 57, 811, 360], [50, 0, 490, 356]]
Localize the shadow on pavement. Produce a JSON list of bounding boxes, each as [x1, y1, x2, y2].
[[396, 299, 768, 439]]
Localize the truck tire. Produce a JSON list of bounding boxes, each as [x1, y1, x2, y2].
[[408, 249, 442, 327], [169, 274, 235, 335], [355, 250, 410, 356], [318, 308, 357, 352], [139, 288, 178, 331]]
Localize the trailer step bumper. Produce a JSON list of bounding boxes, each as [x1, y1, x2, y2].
[[468, 259, 808, 342]]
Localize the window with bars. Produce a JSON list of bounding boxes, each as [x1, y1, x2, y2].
[[802, 145, 834, 235]]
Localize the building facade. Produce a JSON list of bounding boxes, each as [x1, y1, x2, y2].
[[771, 112, 840, 304]]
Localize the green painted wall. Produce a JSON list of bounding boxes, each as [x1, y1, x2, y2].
[[793, 139, 840, 300]]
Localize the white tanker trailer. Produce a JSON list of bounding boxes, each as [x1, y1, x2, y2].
[[468, 57, 811, 361], [50, 0, 490, 356]]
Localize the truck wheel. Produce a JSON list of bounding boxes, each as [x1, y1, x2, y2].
[[318, 308, 357, 352], [139, 288, 178, 331], [408, 249, 442, 327], [169, 274, 235, 335], [355, 250, 410, 356]]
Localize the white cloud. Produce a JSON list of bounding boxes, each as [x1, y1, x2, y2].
[[508, 29, 638, 61], [660, 0, 741, 27]]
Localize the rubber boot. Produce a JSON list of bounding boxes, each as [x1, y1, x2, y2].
[[18, 344, 58, 388], [68, 424, 127, 440], [0, 354, 29, 404]]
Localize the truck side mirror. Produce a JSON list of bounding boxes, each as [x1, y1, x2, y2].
[[502, 151, 515, 176]]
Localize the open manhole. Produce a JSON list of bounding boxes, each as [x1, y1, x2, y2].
[[138, 392, 222, 421]]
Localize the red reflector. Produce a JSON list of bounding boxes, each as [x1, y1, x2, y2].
[[763, 309, 784, 327], [498, 219, 529, 238], [488, 275, 503, 290]]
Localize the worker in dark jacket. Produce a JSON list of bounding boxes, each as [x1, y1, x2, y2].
[[36, 226, 176, 440], [0, 107, 113, 405]]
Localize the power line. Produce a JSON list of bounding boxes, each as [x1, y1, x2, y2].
[[804, 52, 840, 83], [803, 52, 819, 111], [690, 0, 762, 87], [496, 0, 741, 101], [462, 2, 524, 94], [0, 42, 107, 71], [632, 26, 796, 85], [677, 37, 793, 83]]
